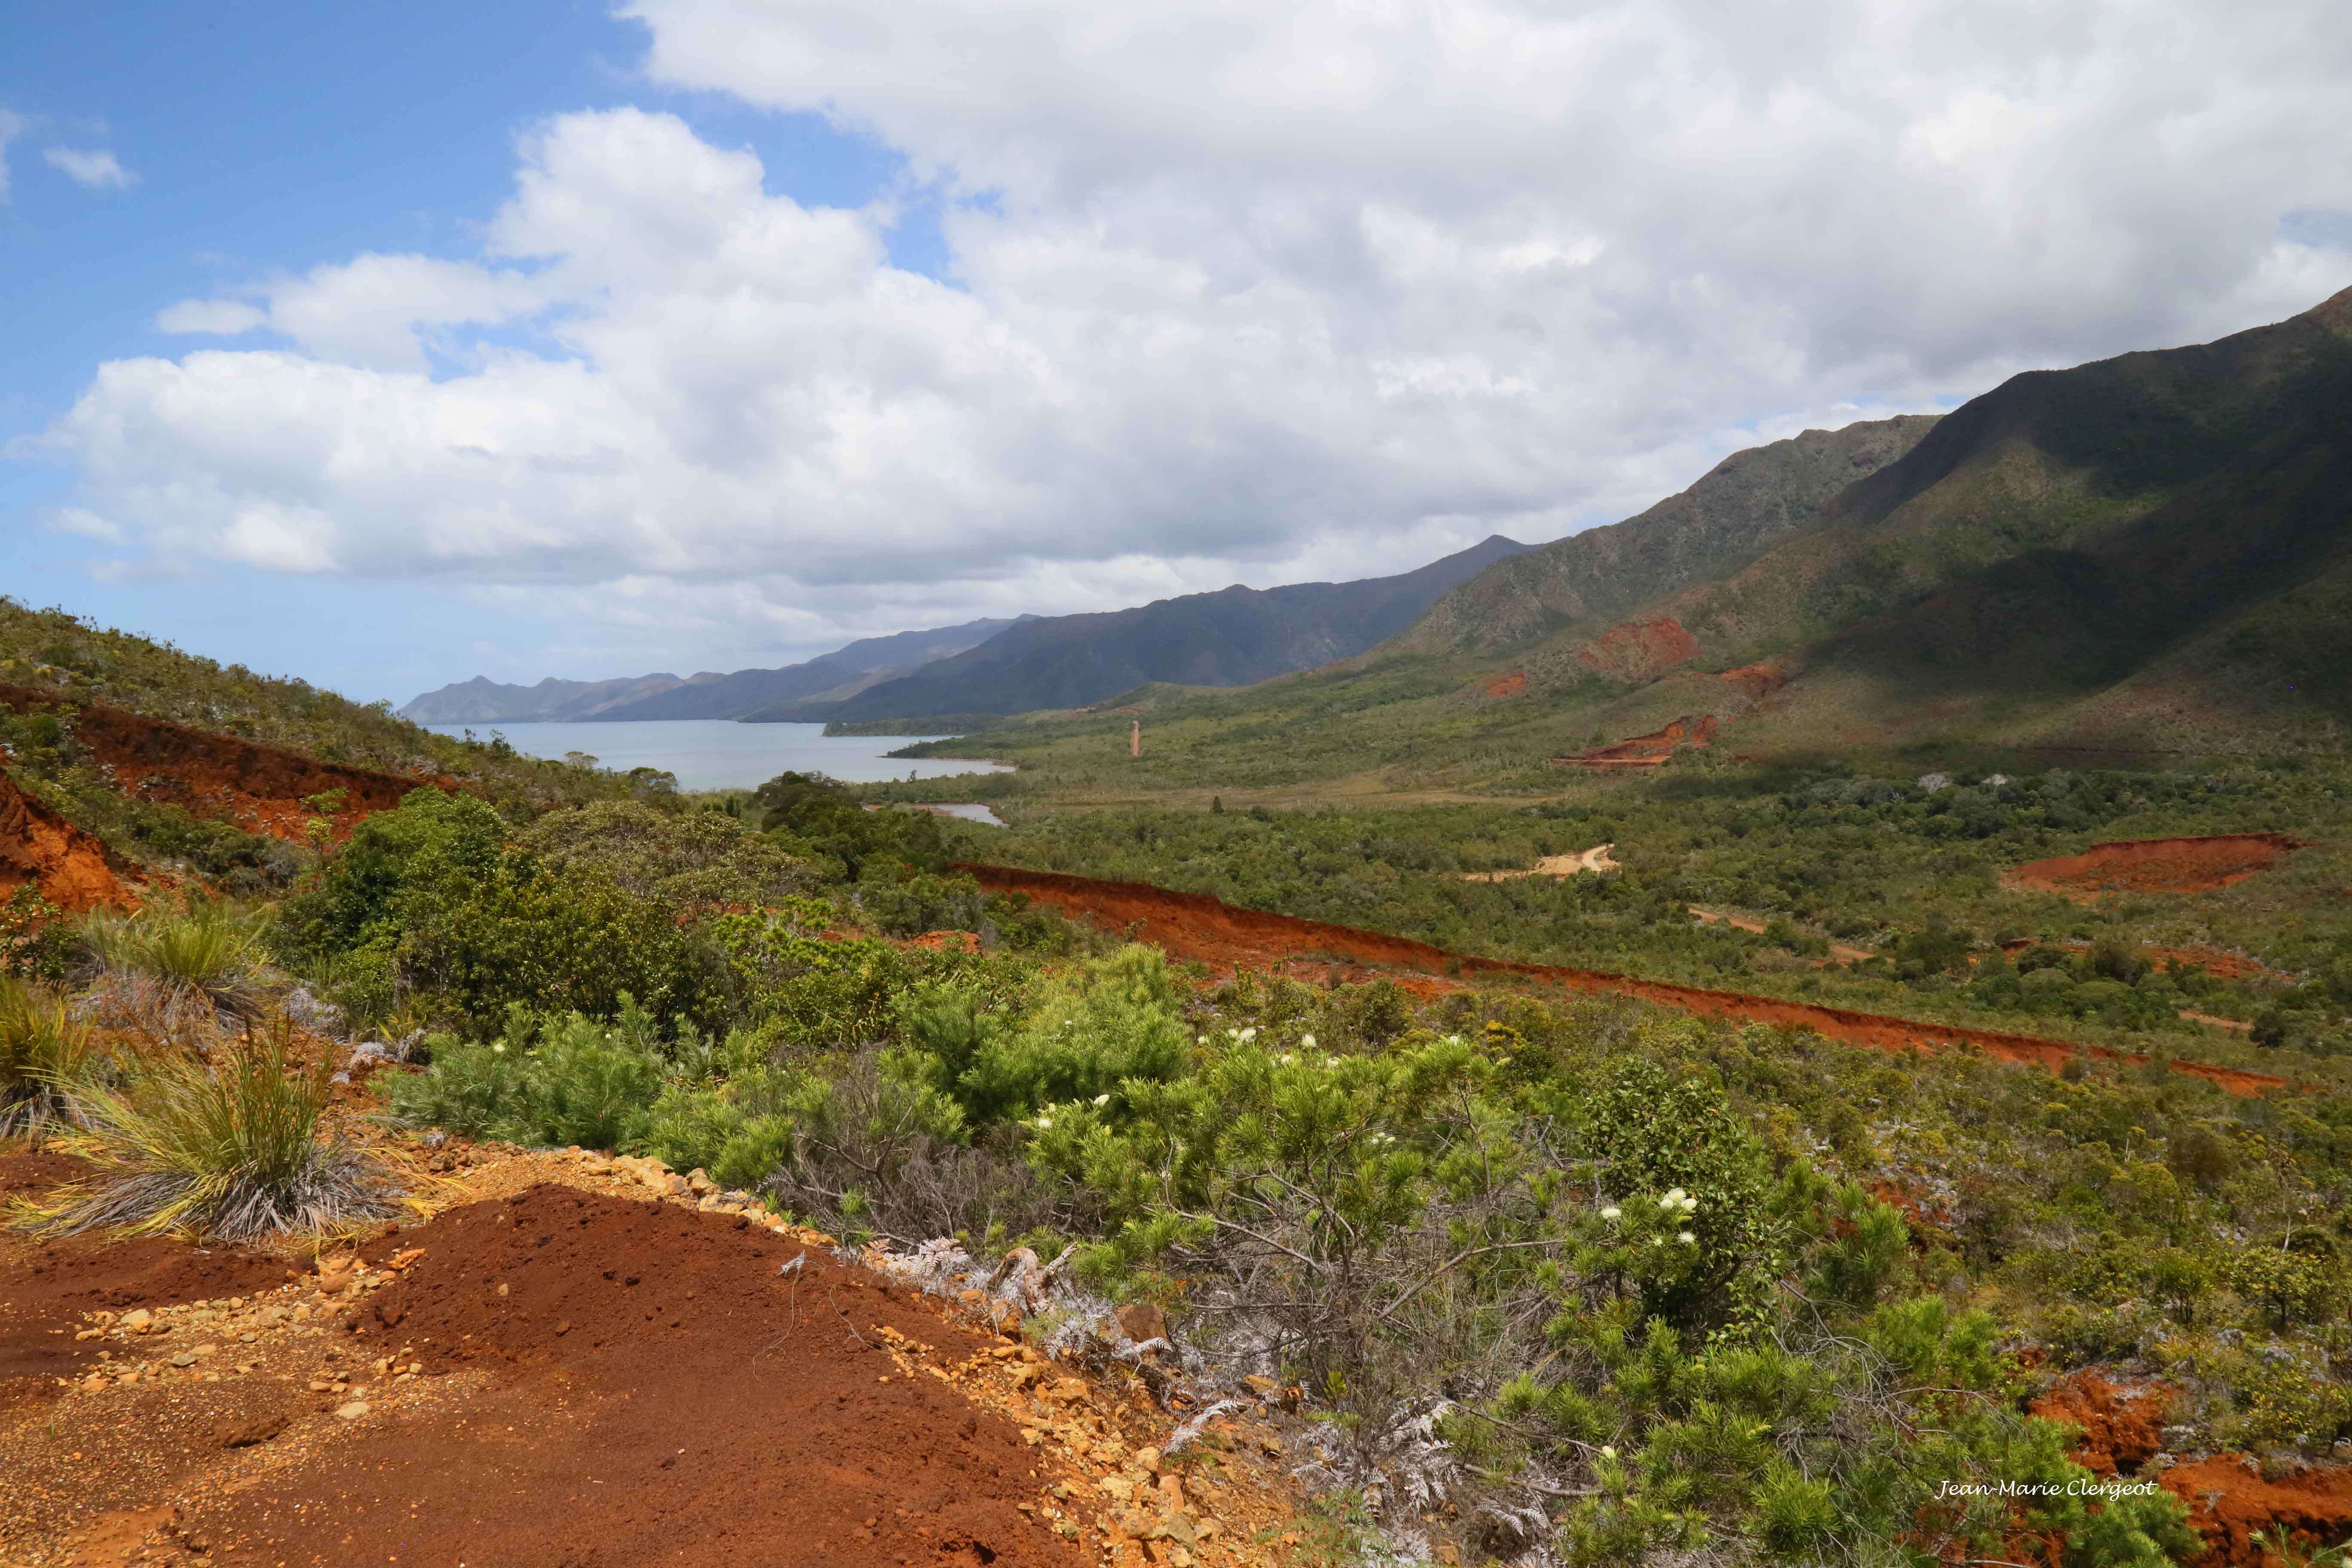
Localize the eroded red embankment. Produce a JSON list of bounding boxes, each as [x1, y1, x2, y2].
[[2024, 1374, 2352, 1568], [2005, 834, 2306, 900], [0, 769, 134, 912], [960, 864, 2288, 1097], [49, 694, 456, 845], [1556, 714, 1718, 768]]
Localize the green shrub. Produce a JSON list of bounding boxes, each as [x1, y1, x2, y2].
[[753, 771, 947, 876], [0, 885, 74, 980], [895, 945, 1189, 1124], [280, 789, 732, 1029], [516, 799, 812, 908], [393, 854, 726, 1028], [852, 864, 985, 937], [385, 1008, 665, 1150], [1580, 1058, 1784, 1334], [716, 914, 915, 1047]]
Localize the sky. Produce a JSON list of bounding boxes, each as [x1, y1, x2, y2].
[[4, 1, 2349, 708]]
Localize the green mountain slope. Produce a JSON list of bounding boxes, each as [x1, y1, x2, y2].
[[896, 287, 2352, 793], [1398, 415, 1939, 660], [1697, 285, 2352, 749], [1367, 284, 2352, 755], [792, 535, 1532, 723], [0, 598, 631, 838]]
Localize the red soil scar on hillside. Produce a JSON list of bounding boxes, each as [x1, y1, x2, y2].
[[2162, 1455, 2352, 1568], [0, 684, 467, 909], [1550, 659, 1787, 768], [38, 690, 464, 845], [1576, 613, 1702, 683], [2004, 833, 2306, 900], [959, 864, 2290, 1097], [1556, 714, 1719, 768], [0, 770, 134, 913]]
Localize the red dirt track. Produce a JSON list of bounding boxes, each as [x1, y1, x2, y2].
[[2005, 833, 2306, 900], [961, 864, 2289, 1096], [181, 1184, 1090, 1568]]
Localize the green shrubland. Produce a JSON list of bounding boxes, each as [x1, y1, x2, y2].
[[20, 712, 2343, 1558], [928, 759, 2352, 1077], [378, 930, 2343, 1562]]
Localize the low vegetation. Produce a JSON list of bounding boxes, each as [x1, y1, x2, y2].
[[0, 976, 105, 1135], [918, 757, 2352, 1078], [11, 701, 2349, 1559], [24, 1029, 406, 1242]]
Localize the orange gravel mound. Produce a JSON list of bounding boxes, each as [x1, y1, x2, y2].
[[961, 864, 2289, 1097], [1481, 672, 1527, 699], [2005, 834, 2306, 901], [2028, 1374, 2169, 1477], [0, 1148, 287, 1401], [182, 1185, 1093, 1568]]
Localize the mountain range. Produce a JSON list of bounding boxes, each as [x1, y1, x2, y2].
[[398, 617, 1028, 724], [1409, 283, 2352, 752], [407, 285, 2352, 754], [402, 537, 1532, 726], [1030, 283, 2352, 765], [764, 535, 1531, 722]]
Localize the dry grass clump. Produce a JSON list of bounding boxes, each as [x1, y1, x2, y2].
[[0, 975, 108, 1136], [83, 902, 265, 1012], [23, 1029, 408, 1242], [79, 903, 270, 1048]]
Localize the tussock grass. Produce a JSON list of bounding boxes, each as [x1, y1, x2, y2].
[[24, 1030, 407, 1241], [0, 976, 108, 1136], [83, 903, 264, 1016], [79, 903, 271, 1050]]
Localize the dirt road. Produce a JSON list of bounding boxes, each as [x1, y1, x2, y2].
[[962, 864, 2290, 1097]]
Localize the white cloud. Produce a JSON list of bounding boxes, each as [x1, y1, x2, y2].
[[38, 2, 2352, 662], [43, 506, 121, 542], [44, 147, 133, 190], [155, 299, 270, 336], [0, 110, 24, 199]]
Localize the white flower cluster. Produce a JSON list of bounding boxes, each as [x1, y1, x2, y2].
[[1600, 1188, 1701, 1243]]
